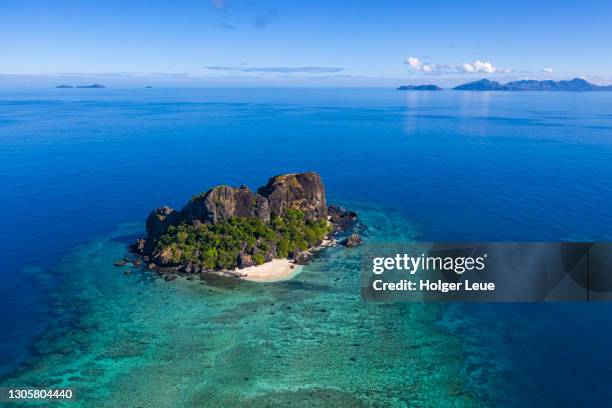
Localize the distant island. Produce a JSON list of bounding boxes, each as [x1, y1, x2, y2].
[[56, 84, 106, 89], [397, 84, 442, 91], [454, 78, 612, 91], [128, 172, 359, 282], [396, 78, 612, 92], [76, 84, 106, 89]]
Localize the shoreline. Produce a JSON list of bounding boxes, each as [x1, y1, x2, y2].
[[239, 259, 303, 282], [215, 238, 337, 282]]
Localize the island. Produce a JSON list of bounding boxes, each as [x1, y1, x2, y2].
[[55, 85, 74, 89], [397, 84, 442, 91], [129, 172, 359, 282], [75, 84, 106, 89], [453, 77, 612, 91]]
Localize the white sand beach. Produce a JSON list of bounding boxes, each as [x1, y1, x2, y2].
[[216, 239, 336, 283], [240, 259, 303, 282]]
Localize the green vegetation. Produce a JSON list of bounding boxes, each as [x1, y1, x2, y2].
[[155, 209, 330, 270]]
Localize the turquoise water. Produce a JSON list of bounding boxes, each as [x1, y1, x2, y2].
[[2, 88, 612, 406]]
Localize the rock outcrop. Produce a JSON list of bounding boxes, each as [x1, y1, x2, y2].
[[341, 234, 363, 248], [145, 206, 182, 239], [328, 205, 358, 233], [257, 172, 327, 220], [145, 172, 328, 240], [181, 185, 270, 224]]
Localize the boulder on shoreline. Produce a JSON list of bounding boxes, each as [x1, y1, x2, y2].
[[341, 234, 363, 248]]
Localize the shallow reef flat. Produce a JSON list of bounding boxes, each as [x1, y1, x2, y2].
[[1, 208, 508, 407]]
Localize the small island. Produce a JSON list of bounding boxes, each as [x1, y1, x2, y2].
[[76, 84, 106, 89], [129, 172, 358, 282], [397, 84, 443, 91], [56, 84, 107, 89]]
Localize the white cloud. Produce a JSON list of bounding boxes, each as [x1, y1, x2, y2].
[[543, 67, 554, 73], [405, 57, 512, 75], [461, 60, 511, 74], [404, 57, 454, 74], [406, 57, 434, 73]]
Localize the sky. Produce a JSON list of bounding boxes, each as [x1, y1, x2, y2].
[[1, 0, 612, 87]]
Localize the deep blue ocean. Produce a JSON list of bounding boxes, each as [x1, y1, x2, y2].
[[2, 88, 612, 406]]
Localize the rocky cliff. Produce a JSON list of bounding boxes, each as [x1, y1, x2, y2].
[[258, 172, 327, 220], [145, 172, 329, 240], [181, 185, 270, 225]]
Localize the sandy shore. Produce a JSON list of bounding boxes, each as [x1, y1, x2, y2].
[[215, 239, 336, 283], [238, 259, 303, 282]]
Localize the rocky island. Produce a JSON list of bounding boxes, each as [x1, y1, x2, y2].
[[129, 172, 358, 282], [397, 84, 443, 91]]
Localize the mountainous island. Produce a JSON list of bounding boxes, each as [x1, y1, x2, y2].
[[396, 78, 612, 92], [397, 84, 442, 91], [128, 172, 359, 281], [453, 78, 612, 91]]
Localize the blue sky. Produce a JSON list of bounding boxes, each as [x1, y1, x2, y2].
[[1, 0, 612, 86]]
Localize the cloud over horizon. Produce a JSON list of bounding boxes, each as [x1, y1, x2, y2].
[[405, 57, 512, 75], [461, 60, 511, 74]]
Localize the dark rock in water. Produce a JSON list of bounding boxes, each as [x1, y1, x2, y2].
[[258, 172, 327, 220], [164, 275, 177, 281], [294, 252, 311, 265], [146, 206, 182, 240], [341, 234, 362, 248], [134, 239, 146, 253], [113, 260, 127, 267], [328, 205, 358, 232], [158, 266, 177, 275], [123, 270, 132, 275]]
